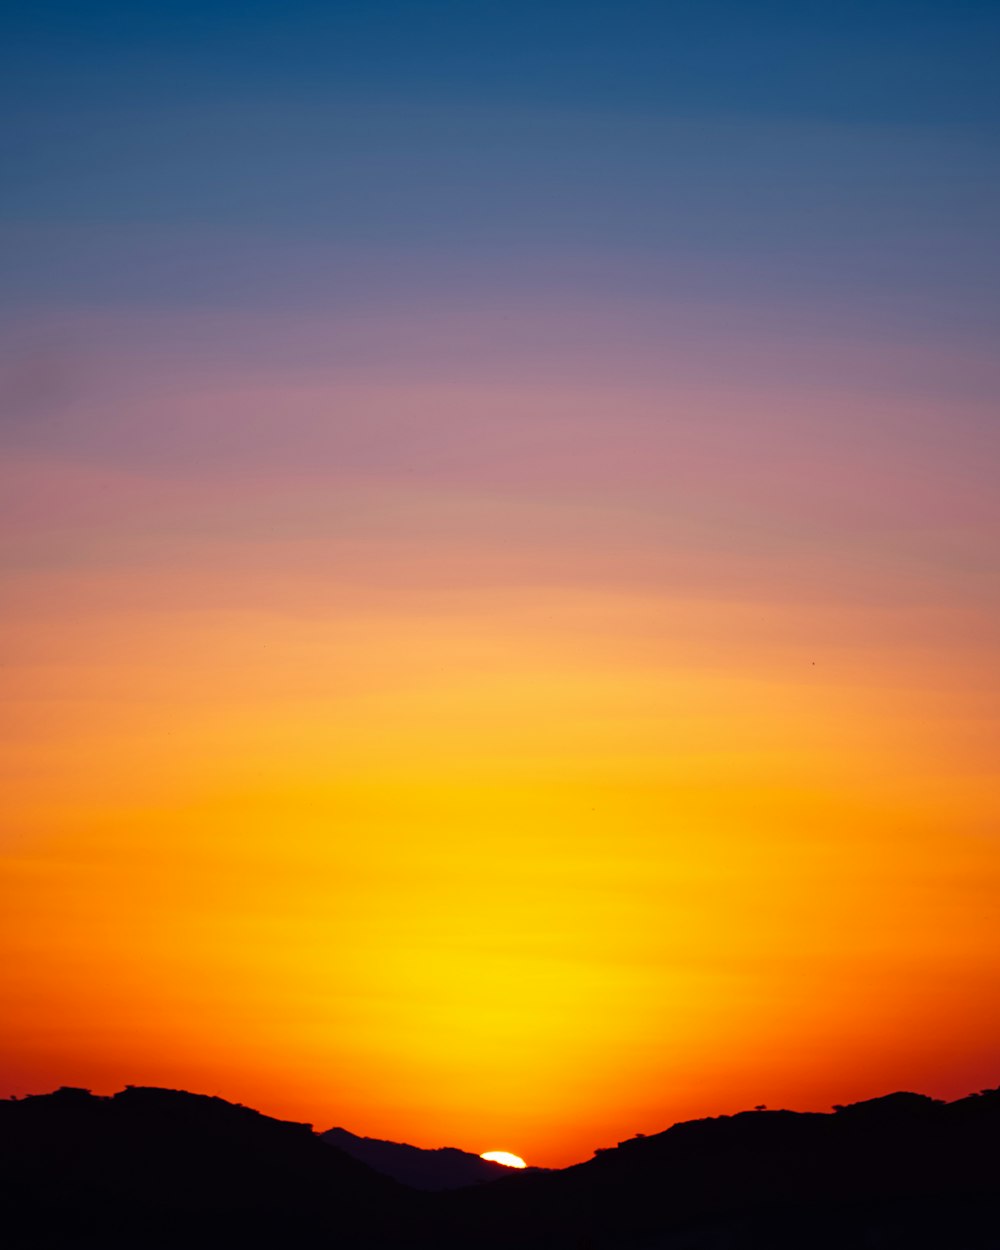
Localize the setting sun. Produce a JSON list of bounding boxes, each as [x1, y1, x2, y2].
[[481, 1151, 527, 1170]]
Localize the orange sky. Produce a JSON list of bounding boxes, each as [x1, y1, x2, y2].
[[3, 319, 1000, 1163]]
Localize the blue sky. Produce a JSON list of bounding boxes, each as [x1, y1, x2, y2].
[[4, 3, 1000, 1156], [3, 3, 999, 334], [4, 2, 999, 125]]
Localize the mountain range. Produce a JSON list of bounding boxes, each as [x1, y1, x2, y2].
[[2, 1083, 999, 1247]]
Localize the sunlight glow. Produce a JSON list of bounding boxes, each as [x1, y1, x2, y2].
[[481, 1150, 527, 1169]]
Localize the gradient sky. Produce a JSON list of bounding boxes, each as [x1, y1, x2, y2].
[[2, 2, 1000, 1166]]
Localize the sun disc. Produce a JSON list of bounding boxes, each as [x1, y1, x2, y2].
[[481, 1150, 526, 1169]]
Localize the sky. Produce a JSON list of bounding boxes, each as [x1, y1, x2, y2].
[[2, 2, 1000, 1166]]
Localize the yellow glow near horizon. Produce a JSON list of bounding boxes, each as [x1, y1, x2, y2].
[[3, 364, 1000, 1167], [481, 1151, 527, 1169], [4, 573, 1000, 1163]]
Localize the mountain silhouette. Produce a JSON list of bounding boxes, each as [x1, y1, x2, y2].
[[443, 1087, 1000, 1248], [0, 1085, 422, 1248], [321, 1125, 514, 1189], [2, 1083, 999, 1247]]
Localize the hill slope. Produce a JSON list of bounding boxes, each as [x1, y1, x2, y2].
[[321, 1125, 511, 1189], [444, 1089, 1000, 1248], [0, 1085, 421, 1248]]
